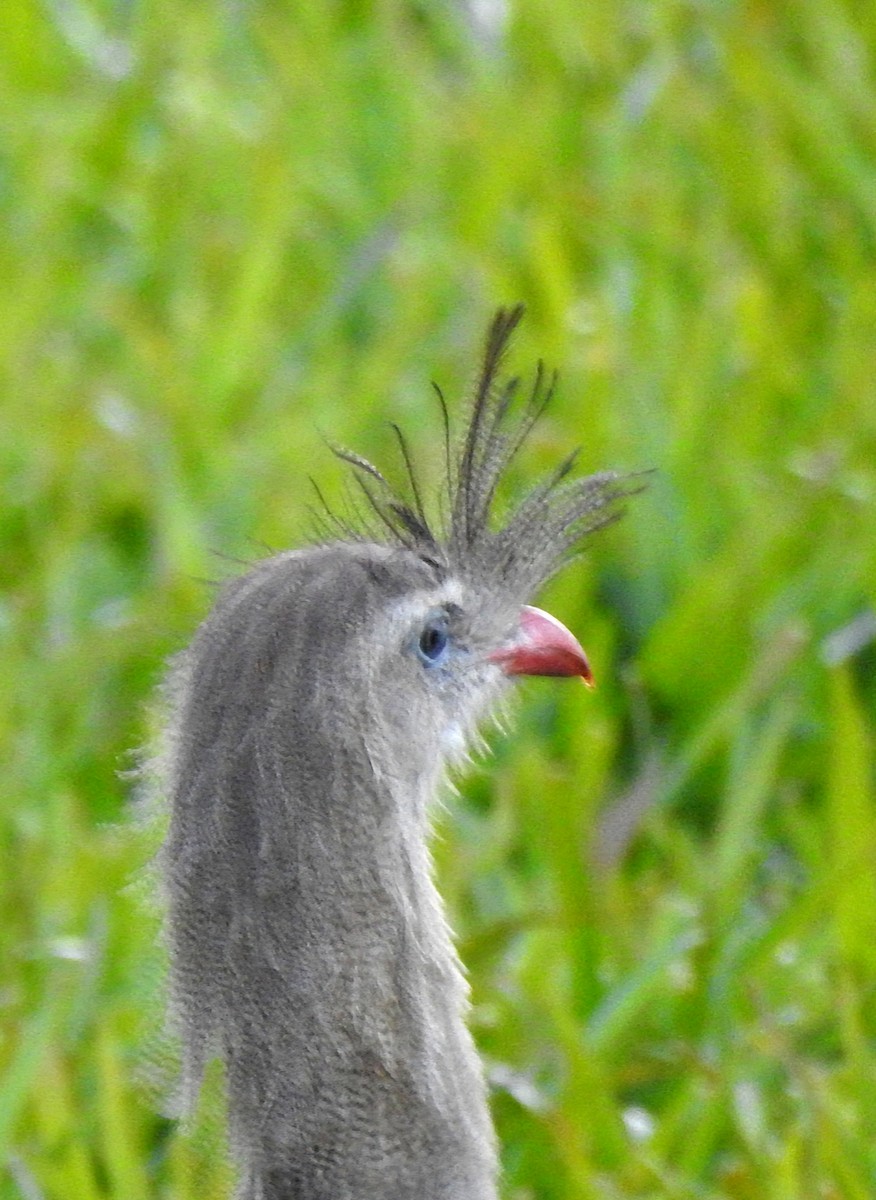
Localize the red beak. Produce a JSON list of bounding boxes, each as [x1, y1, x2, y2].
[[488, 605, 594, 687]]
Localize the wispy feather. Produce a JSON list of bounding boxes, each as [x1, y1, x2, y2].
[[327, 305, 644, 598]]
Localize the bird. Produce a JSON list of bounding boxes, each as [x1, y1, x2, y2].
[[156, 306, 632, 1199]]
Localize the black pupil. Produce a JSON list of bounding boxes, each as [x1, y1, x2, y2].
[[420, 624, 447, 660]]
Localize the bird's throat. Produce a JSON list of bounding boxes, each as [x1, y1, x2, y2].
[[222, 763, 500, 1198]]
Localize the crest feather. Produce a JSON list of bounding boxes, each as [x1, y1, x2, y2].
[[325, 306, 643, 596]]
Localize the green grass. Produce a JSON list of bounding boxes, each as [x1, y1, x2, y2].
[[2, 1, 875, 1197]]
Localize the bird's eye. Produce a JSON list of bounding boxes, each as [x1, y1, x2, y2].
[[417, 619, 450, 666]]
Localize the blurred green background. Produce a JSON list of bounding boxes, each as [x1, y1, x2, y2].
[[2, 1, 875, 1197]]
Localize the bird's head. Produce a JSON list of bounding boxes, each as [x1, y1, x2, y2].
[[187, 532, 593, 807], [170, 307, 639, 841], [198, 307, 637, 785], [339, 547, 594, 769]]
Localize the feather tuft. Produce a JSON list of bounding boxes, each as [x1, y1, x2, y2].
[[323, 306, 641, 598]]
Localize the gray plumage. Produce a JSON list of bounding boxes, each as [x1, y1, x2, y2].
[[157, 307, 633, 1199]]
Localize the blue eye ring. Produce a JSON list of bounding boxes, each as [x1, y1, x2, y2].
[[417, 619, 449, 666]]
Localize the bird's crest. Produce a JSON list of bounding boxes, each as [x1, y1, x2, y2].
[[319, 306, 641, 600]]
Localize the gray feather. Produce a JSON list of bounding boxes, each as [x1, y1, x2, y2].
[[155, 309, 635, 1198], [326, 305, 641, 596]]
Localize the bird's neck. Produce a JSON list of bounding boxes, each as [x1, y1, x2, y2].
[[216, 739, 499, 1199]]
